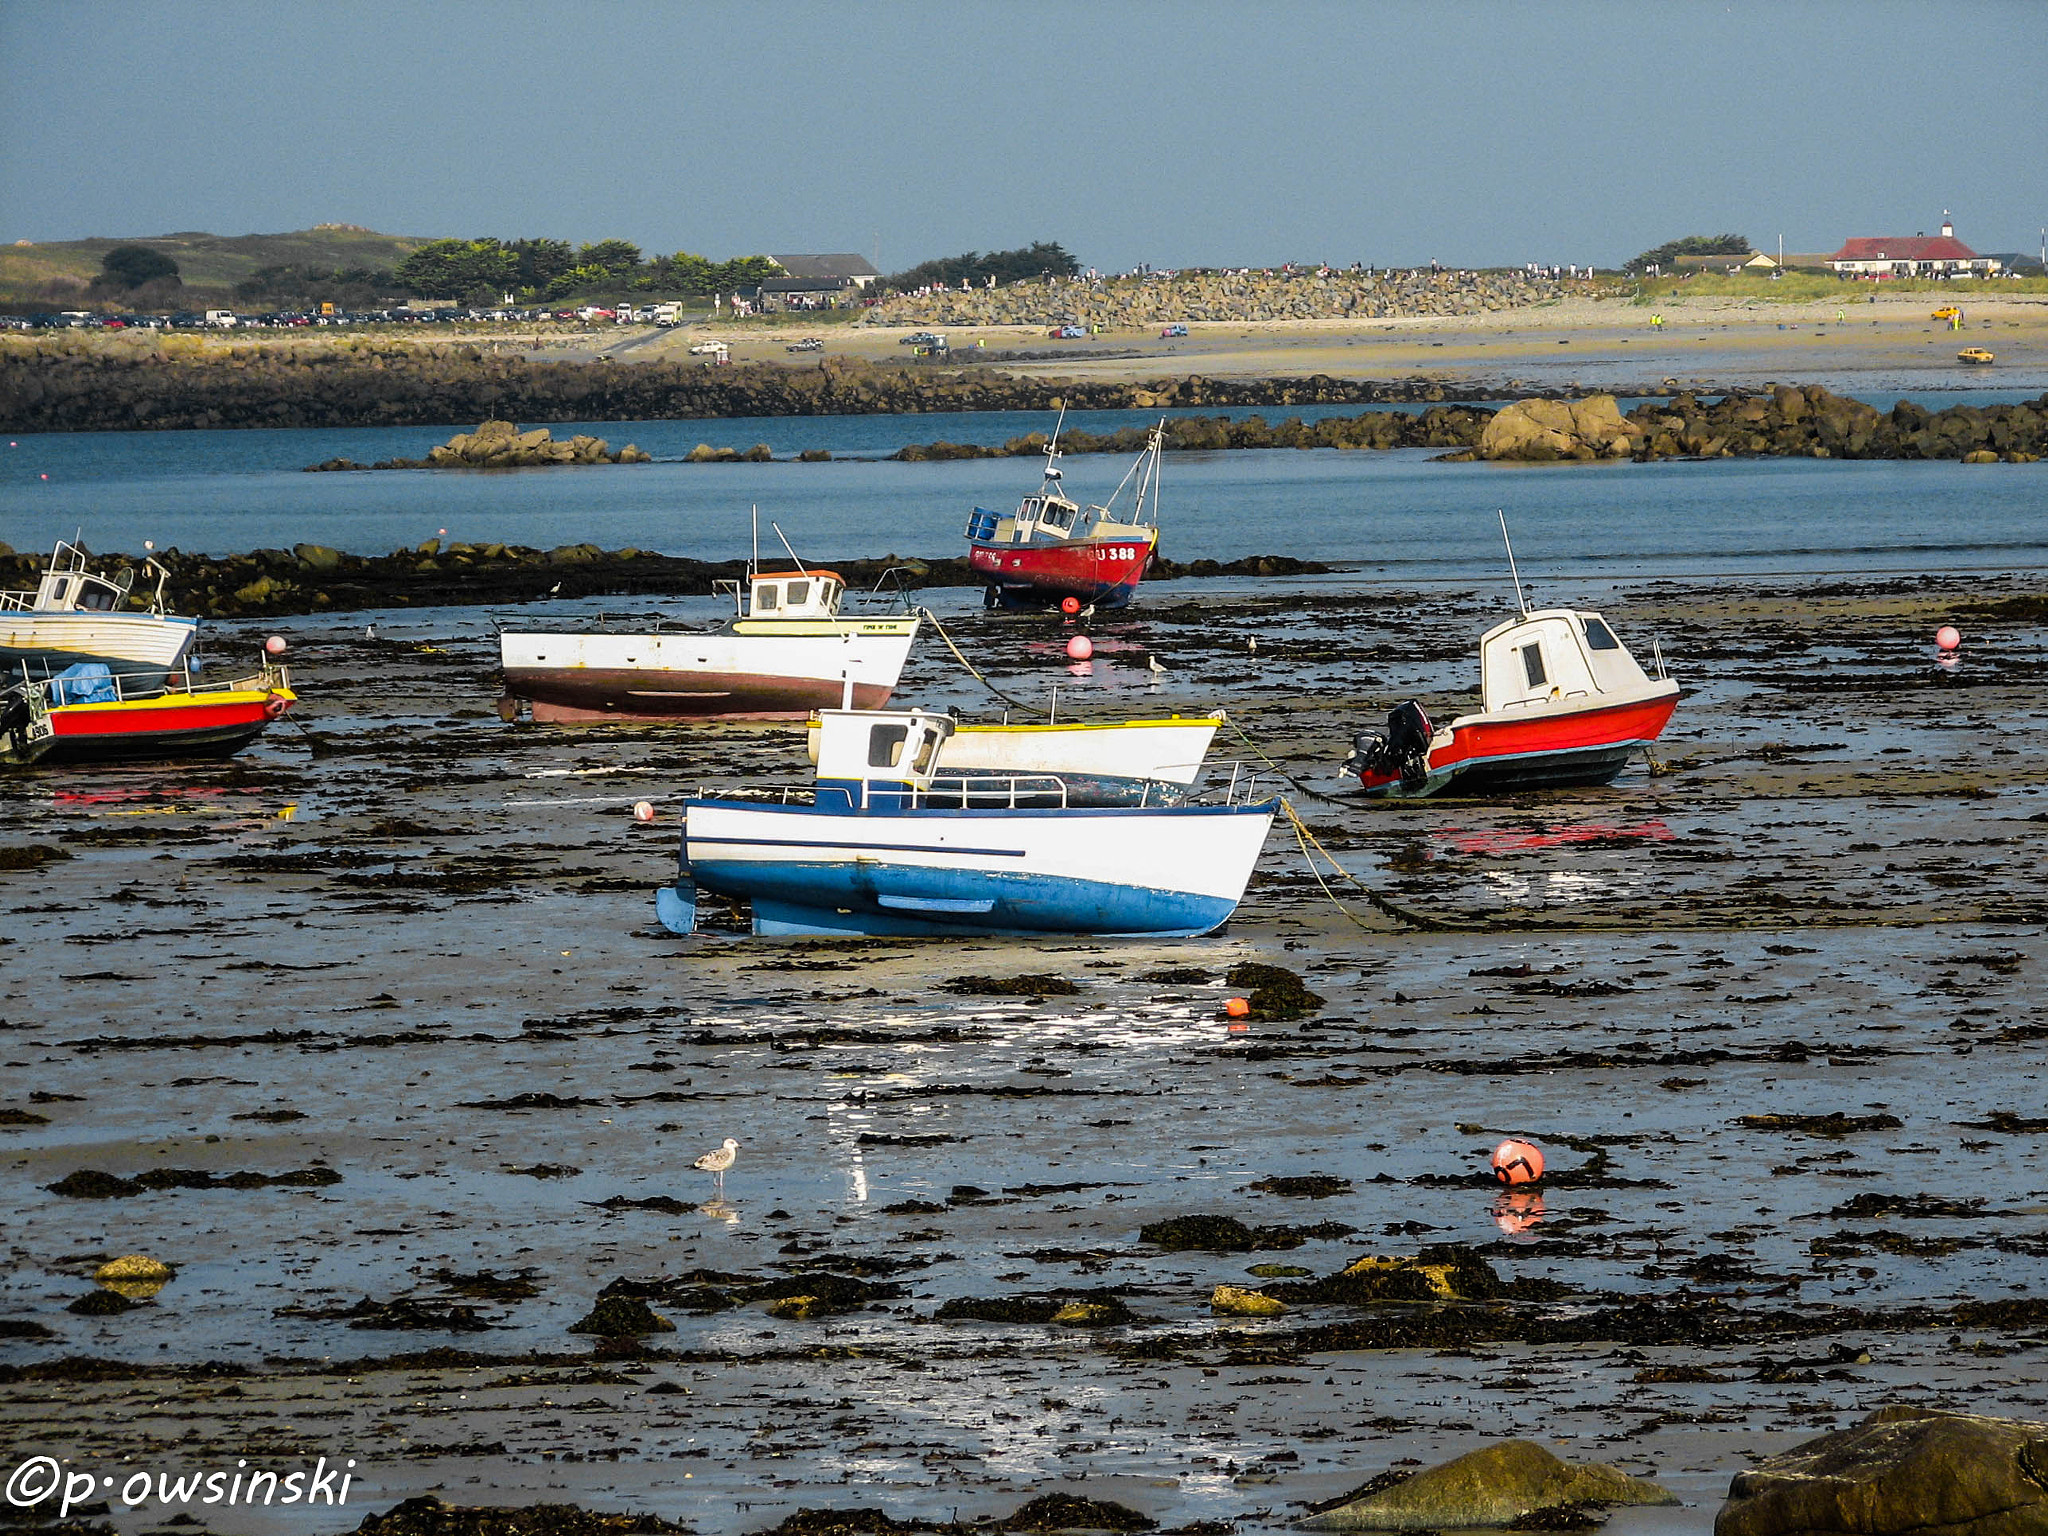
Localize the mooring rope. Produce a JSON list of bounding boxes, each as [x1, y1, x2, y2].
[[1277, 797, 1470, 932], [914, 607, 1048, 717]]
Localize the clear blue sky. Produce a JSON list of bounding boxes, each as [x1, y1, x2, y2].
[[3, 0, 2043, 271]]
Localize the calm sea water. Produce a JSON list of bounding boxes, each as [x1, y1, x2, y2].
[[3, 400, 2044, 580]]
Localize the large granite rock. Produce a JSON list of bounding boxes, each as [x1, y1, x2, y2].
[[1715, 1407, 2048, 1536], [1300, 1440, 1676, 1530], [1479, 395, 1637, 461]]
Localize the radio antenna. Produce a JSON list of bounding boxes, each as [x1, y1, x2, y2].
[[1499, 509, 1529, 616]]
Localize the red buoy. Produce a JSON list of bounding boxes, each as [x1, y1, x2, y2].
[[1490, 1139, 1545, 1186]]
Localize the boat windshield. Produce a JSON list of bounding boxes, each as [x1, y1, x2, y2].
[[869, 723, 910, 768], [1583, 618, 1620, 651]]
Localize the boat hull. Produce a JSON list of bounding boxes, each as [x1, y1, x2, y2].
[[500, 621, 920, 722], [666, 797, 1275, 938], [1358, 690, 1679, 798], [0, 612, 199, 687], [12, 688, 291, 766], [969, 536, 1156, 609]]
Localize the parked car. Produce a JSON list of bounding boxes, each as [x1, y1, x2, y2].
[[688, 339, 729, 356], [786, 337, 825, 353], [900, 331, 943, 347], [1161, 323, 1188, 338], [1050, 325, 1087, 339]]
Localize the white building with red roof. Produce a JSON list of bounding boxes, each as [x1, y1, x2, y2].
[[1828, 216, 2001, 278]]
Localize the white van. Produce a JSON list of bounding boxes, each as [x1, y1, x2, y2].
[[204, 310, 238, 328]]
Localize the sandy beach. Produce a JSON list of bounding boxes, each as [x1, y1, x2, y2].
[[613, 294, 2048, 398]]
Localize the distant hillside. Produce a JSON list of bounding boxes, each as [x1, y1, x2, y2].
[[0, 226, 434, 305]]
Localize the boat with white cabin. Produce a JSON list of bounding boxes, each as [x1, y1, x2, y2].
[[1345, 606, 1679, 797], [499, 562, 922, 723], [806, 706, 1222, 807], [1, 542, 198, 687]]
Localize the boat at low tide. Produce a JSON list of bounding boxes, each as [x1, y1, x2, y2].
[[2, 541, 198, 687], [1345, 607, 1679, 797], [0, 662, 295, 767], [965, 419, 1164, 610], [657, 707, 1274, 938], [807, 707, 1222, 807], [498, 566, 922, 723]]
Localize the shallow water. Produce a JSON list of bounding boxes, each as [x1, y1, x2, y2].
[[5, 423, 2048, 587]]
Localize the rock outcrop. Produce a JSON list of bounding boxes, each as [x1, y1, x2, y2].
[[1715, 1407, 2048, 1536], [1478, 395, 1639, 461], [1300, 1440, 1677, 1530], [307, 420, 651, 471]]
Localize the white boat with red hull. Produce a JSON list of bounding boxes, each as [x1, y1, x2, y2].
[[1346, 606, 1678, 797], [499, 565, 921, 723]]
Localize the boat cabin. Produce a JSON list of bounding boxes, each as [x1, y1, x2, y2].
[[1, 543, 135, 615], [1478, 608, 1661, 715], [725, 569, 847, 620], [810, 707, 956, 808]]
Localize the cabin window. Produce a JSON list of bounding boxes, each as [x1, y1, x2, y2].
[[755, 585, 779, 611], [868, 724, 910, 768], [1041, 504, 1073, 530], [911, 731, 941, 775], [1584, 619, 1620, 651], [1520, 643, 1547, 688], [785, 580, 809, 607], [77, 583, 117, 612]]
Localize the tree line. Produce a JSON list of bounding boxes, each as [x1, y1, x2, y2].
[[1626, 233, 1751, 274], [392, 239, 777, 304], [886, 241, 1080, 290]]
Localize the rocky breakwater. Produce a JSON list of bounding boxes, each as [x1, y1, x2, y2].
[[306, 420, 650, 471], [0, 332, 1494, 432], [1465, 385, 2048, 463], [896, 407, 1492, 461], [863, 268, 1571, 329]]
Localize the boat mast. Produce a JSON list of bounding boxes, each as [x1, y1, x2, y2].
[[1041, 405, 1067, 493], [1499, 509, 1529, 616], [771, 522, 812, 578]]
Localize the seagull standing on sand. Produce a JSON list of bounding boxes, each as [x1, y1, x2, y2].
[[1247, 635, 1257, 654], [694, 1137, 739, 1197], [1146, 654, 1167, 681]]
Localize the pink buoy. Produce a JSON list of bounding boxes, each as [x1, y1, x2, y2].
[[1490, 1138, 1545, 1186], [1935, 625, 1961, 652], [264, 635, 287, 656], [1066, 634, 1094, 661], [632, 800, 656, 823]]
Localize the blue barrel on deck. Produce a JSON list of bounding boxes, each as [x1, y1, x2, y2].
[[964, 508, 999, 542]]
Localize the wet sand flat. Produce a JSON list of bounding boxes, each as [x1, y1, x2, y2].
[[2, 571, 2046, 1535]]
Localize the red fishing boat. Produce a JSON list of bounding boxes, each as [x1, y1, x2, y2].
[[1346, 606, 1678, 796], [0, 663, 295, 767], [965, 418, 1164, 610]]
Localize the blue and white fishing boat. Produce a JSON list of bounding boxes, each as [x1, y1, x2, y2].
[[656, 707, 1275, 938]]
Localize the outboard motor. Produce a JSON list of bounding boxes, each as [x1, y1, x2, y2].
[[1345, 700, 1435, 789]]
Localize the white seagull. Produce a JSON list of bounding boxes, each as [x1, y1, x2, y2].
[[1146, 653, 1167, 678], [694, 1137, 739, 1197], [1247, 635, 1258, 654]]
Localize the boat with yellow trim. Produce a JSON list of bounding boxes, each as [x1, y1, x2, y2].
[[498, 565, 922, 723], [809, 707, 1221, 807], [1, 663, 295, 767]]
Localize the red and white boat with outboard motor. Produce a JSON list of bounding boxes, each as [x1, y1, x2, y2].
[[1346, 605, 1678, 797], [965, 416, 1164, 610], [1, 541, 198, 687]]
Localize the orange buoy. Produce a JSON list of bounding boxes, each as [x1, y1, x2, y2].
[[1490, 1138, 1545, 1186], [1224, 997, 1251, 1018], [632, 801, 656, 823], [1061, 596, 1081, 616]]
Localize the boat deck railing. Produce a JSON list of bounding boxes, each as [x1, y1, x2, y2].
[[13, 665, 289, 709]]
